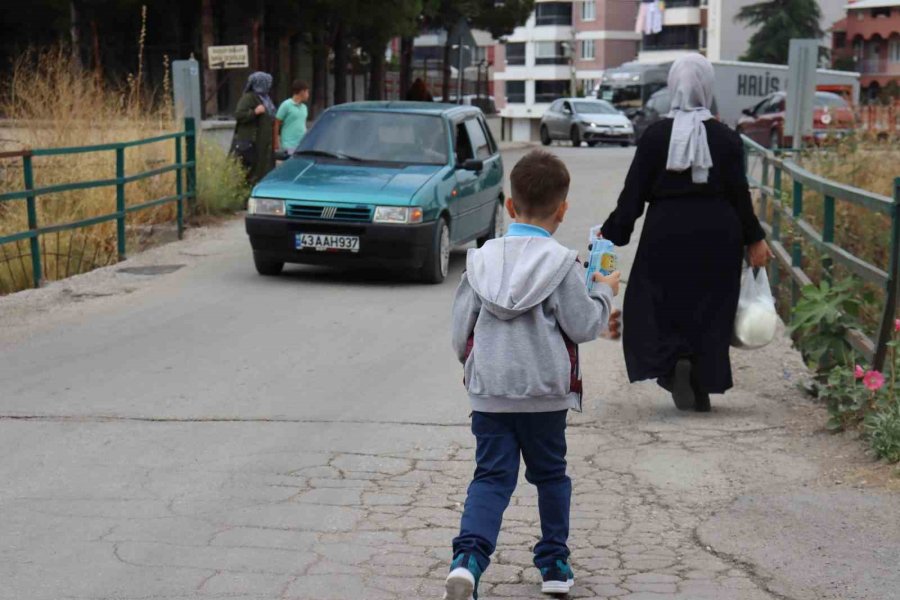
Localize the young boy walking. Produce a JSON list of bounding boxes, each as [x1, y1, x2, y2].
[[445, 150, 620, 600]]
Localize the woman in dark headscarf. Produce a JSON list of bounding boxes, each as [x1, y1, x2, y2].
[[601, 54, 773, 412], [232, 72, 277, 183]]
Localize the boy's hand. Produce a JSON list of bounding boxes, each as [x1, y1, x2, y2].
[[606, 309, 622, 340], [594, 271, 621, 296]]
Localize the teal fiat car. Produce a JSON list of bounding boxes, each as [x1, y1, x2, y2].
[[244, 102, 504, 283]]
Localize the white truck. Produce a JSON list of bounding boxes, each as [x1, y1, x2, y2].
[[598, 60, 861, 129]]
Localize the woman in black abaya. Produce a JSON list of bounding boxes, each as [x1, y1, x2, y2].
[[601, 54, 773, 412]]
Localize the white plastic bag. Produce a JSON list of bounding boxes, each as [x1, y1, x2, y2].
[[732, 266, 778, 349]]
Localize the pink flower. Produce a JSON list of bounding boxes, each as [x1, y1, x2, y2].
[[854, 365, 865, 379], [895, 318, 900, 332], [863, 370, 885, 392]]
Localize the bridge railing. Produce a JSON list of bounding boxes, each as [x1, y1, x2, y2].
[[0, 118, 196, 290], [742, 134, 900, 369]]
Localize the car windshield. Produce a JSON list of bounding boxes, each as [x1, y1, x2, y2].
[[296, 111, 449, 165], [599, 85, 643, 109], [573, 101, 617, 115], [815, 93, 849, 109]]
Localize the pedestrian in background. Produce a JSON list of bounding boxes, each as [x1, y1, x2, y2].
[[405, 78, 434, 102], [232, 71, 276, 184], [446, 151, 620, 600], [600, 54, 773, 413], [274, 80, 310, 156]]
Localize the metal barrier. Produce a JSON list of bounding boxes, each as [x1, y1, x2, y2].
[[741, 134, 900, 370], [0, 118, 196, 289]]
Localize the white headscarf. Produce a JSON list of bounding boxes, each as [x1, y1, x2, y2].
[[666, 54, 715, 184]]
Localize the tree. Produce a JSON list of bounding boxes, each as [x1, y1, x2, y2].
[[736, 0, 823, 65], [200, 0, 218, 116]]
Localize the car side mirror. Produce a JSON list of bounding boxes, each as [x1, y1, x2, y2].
[[460, 158, 483, 172]]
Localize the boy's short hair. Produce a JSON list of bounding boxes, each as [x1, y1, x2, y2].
[[292, 80, 310, 94], [509, 150, 570, 219]]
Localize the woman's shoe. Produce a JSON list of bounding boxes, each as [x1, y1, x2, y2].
[[694, 392, 711, 412], [671, 358, 696, 411]]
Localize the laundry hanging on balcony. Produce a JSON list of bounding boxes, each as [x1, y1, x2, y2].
[[635, 0, 664, 36]]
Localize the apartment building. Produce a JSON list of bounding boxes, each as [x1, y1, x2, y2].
[[639, 0, 848, 64], [831, 0, 900, 99], [494, 0, 641, 141]]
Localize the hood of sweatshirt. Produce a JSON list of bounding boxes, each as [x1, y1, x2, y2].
[[466, 236, 578, 321]]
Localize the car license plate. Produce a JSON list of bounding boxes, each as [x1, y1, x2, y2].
[[296, 233, 360, 253]]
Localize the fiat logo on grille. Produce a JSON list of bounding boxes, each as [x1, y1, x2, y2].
[[321, 206, 337, 219]]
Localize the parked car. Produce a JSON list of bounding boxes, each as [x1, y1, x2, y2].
[[540, 98, 634, 147], [435, 95, 498, 115], [631, 87, 720, 143], [736, 91, 856, 149], [245, 102, 504, 283]]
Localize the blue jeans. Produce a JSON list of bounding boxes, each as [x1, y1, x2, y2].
[[452, 411, 571, 572]]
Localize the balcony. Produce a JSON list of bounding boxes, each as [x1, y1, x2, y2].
[[858, 58, 900, 75], [665, 0, 700, 6], [643, 25, 700, 51], [535, 2, 573, 26]]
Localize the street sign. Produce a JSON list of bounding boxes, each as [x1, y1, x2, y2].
[[784, 39, 818, 150], [448, 18, 477, 70], [207, 45, 249, 70]]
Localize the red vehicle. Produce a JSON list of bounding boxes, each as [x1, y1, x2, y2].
[[736, 91, 857, 149]]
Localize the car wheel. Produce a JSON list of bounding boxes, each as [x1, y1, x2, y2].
[[587, 141, 599, 148], [477, 201, 505, 248], [253, 253, 284, 276], [619, 142, 630, 147], [540, 125, 552, 146], [770, 129, 780, 150], [420, 217, 450, 284], [571, 126, 582, 147]]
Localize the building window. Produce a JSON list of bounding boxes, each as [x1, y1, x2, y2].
[[643, 25, 700, 51], [834, 32, 846, 49], [581, 40, 595, 60], [535, 80, 570, 103], [890, 38, 900, 63], [665, 0, 700, 6], [505, 42, 525, 66], [535, 2, 573, 26], [581, 78, 598, 96], [506, 81, 526, 103], [872, 7, 892, 18], [535, 41, 569, 65], [581, 0, 596, 21]]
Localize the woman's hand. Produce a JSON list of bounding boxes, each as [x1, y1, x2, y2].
[[607, 309, 622, 340], [748, 239, 775, 268], [254, 104, 266, 116]]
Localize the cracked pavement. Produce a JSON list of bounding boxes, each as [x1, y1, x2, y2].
[[1, 146, 897, 600]]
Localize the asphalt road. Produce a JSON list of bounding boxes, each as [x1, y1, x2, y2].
[[1, 144, 897, 600]]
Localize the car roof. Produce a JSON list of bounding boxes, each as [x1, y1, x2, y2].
[[326, 101, 481, 117]]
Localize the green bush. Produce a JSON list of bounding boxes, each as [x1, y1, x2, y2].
[[789, 279, 863, 371], [194, 140, 250, 216]]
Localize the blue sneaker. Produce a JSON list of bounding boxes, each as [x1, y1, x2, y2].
[[540, 559, 575, 595], [444, 553, 482, 600]]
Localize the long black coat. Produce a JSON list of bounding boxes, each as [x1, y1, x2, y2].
[[601, 118, 765, 394]]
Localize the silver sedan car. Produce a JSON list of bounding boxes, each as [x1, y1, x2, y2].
[[540, 98, 634, 147]]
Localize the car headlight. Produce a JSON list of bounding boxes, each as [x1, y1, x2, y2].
[[248, 197, 285, 216], [373, 206, 424, 224]]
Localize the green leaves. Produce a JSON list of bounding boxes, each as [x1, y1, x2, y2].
[[790, 279, 861, 371], [735, 0, 824, 65]]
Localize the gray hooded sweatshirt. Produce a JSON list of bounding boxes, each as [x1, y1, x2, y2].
[[451, 236, 614, 413]]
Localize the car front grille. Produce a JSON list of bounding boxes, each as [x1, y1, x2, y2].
[[287, 203, 372, 222]]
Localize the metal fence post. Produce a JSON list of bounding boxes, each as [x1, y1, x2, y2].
[[185, 118, 197, 209], [772, 165, 783, 286], [22, 153, 42, 288], [792, 178, 804, 308], [873, 177, 900, 371], [822, 194, 835, 283], [115, 147, 126, 260], [175, 136, 184, 240]]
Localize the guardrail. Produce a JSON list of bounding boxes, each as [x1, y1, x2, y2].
[[741, 134, 900, 370], [0, 118, 196, 289]]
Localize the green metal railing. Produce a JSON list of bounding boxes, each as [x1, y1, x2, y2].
[[742, 134, 900, 370], [0, 118, 196, 289]]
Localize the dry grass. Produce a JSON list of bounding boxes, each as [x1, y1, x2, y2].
[[0, 39, 248, 294]]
